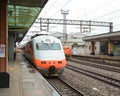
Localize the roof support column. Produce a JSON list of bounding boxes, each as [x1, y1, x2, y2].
[[108, 40, 114, 56], [8, 33, 15, 61], [0, 0, 10, 88], [91, 41, 95, 55]]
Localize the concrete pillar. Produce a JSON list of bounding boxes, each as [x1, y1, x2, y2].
[[8, 33, 15, 61], [0, 0, 9, 88], [91, 41, 95, 55], [108, 40, 114, 56]]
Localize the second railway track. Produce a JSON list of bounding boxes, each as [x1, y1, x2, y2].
[[67, 58, 120, 73], [67, 64, 120, 88]]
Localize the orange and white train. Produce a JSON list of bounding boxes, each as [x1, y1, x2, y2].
[[63, 46, 72, 57], [23, 34, 66, 76]]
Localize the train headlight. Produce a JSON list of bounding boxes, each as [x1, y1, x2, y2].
[[41, 61, 46, 64], [58, 61, 62, 64]]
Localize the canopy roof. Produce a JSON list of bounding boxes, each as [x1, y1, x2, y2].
[[83, 31, 120, 41], [8, 0, 48, 42]]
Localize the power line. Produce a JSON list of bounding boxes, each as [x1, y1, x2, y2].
[[75, 0, 118, 20], [92, 9, 120, 20], [102, 14, 120, 22], [40, 0, 58, 18], [49, 0, 72, 18]]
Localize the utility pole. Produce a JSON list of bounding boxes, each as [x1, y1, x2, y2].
[[61, 9, 69, 42]]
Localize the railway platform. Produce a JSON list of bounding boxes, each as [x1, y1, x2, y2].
[[0, 53, 60, 96], [72, 54, 120, 66]]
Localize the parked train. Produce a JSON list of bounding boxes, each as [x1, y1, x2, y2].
[[63, 46, 72, 57], [23, 33, 66, 76]]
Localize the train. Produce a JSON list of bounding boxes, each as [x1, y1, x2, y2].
[[63, 46, 72, 57], [23, 33, 66, 76]]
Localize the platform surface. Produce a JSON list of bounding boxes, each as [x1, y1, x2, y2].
[[0, 53, 60, 96]]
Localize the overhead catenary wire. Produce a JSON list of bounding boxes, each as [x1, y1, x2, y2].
[[92, 9, 120, 20], [75, 0, 119, 20], [49, 0, 72, 18], [100, 14, 120, 23], [34, 0, 120, 34], [38, 0, 72, 33], [40, 0, 58, 18]]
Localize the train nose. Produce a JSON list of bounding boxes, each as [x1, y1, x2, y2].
[[49, 66, 55, 74]]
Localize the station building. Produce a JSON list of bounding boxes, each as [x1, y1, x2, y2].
[[51, 31, 120, 56], [83, 31, 120, 56]]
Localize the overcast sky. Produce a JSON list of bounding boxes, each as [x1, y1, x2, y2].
[[39, 0, 117, 20], [37, 0, 120, 32], [21, 0, 120, 44]]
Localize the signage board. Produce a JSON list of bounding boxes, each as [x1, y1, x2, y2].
[[0, 44, 5, 57]]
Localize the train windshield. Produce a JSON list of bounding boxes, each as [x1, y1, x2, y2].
[[36, 43, 61, 50], [36, 43, 49, 50], [49, 43, 61, 50]]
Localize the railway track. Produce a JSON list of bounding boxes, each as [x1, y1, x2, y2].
[[45, 77, 85, 96], [67, 64, 120, 88], [24, 55, 85, 96], [67, 58, 120, 73]]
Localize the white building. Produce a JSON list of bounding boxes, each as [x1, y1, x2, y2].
[[50, 32, 100, 55]]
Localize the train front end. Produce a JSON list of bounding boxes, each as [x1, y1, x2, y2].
[[33, 36, 66, 76]]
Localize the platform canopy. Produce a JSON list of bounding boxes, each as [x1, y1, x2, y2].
[[83, 31, 120, 41], [8, 0, 48, 42]]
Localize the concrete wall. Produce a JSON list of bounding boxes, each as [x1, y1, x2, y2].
[[72, 41, 100, 55]]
